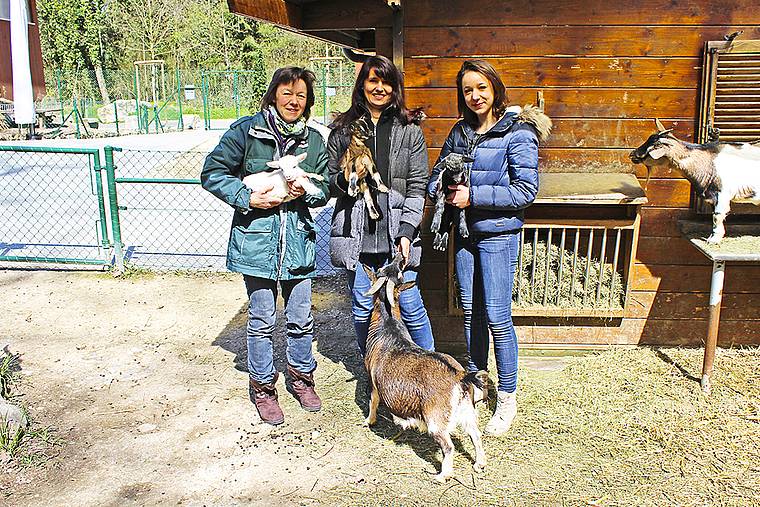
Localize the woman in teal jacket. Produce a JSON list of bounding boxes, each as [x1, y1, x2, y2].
[[201, 67, 330, 425]]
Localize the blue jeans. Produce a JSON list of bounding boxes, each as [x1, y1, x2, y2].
[[244, 276, 316, 385], [347, 253, 435, 354], [454, 231, 520, 393]]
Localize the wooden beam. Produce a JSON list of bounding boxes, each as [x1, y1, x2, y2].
[[226, 0, 303, 29], [392, 7, 404, 72]]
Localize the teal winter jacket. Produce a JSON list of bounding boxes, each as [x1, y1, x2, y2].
[[201, 113, 330, 279]]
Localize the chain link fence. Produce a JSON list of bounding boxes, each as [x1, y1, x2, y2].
[[0, 144, 339, 275]]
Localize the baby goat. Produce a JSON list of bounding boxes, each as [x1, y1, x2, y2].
[[362, 252, 490, 482], [339, 117, 389, 219], [429, 153, 474, 251], [630, 120, 760, 244], [242, 152, 324, 202]]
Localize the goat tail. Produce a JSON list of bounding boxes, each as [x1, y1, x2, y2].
[[461, 370, 492, 403]]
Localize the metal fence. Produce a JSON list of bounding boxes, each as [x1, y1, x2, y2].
[[25, 67, 353, 138], [0, 145, 339, 275]]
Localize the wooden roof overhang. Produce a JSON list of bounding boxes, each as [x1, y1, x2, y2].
[[226, 0, 395, 54]]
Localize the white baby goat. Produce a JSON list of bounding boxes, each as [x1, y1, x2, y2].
[[242, 152, 324, 201]]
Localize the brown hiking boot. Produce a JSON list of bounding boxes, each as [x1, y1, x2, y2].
[[287, 364, 322, 412], [249, 373, 284, 425]]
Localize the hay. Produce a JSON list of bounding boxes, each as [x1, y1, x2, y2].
[[316, 346, 760, 507], [514, 239, 625, 310]]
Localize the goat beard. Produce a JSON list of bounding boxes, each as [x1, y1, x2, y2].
[[644, 165, 652, 190]]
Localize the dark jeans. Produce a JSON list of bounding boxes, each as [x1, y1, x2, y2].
[[454, 231, 519, 393]]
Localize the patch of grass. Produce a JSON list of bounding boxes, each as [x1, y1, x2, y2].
[[0, 348, 61, 464], [114, 264, 154, 279]]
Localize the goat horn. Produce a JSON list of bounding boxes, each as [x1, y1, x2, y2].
[[655, 118, 666, 133], [386, 280, 396, 308], [364, 276, 387, 297]]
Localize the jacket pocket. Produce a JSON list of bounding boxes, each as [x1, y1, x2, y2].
[[286, 221, 317, 276], [229, 220, 276, 267]]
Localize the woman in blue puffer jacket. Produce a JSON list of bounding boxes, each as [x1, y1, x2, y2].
[[427, 59, 551, 436]]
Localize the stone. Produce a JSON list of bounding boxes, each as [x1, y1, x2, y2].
[[0, 400, 28, 437]]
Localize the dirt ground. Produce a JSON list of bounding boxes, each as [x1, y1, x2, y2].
[[0, 268, 382, 506]]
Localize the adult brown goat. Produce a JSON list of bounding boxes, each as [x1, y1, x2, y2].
[[362, 253, 490, 482]]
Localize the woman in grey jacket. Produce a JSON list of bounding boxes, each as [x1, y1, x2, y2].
[[328, 55, 434, 354]]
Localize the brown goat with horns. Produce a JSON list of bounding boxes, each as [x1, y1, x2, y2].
[[362, 253, 490, 482]]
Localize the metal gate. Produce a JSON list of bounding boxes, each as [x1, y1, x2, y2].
[[0, 146, 121, 269]]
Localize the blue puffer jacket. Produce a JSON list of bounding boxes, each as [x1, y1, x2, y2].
[[427, 105, 551, 235]]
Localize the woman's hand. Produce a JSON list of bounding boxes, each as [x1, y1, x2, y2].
[[287, 178, 307, 200], [249, 184, 285, 209], [398, 236, 411, 267], [446, 184, 471, 208]]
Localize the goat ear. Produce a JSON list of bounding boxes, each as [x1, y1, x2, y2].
[[295, 152, 307, 163], [266, 160, 279, 168], [647, 146, 669, 160], [397, 281, 416, 292], [462, 156, 475, 163]]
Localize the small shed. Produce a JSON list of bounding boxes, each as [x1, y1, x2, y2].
[[230, 0, 760, 351]]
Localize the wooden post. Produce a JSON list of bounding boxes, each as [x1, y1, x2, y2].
[[702, 259, 725, 393], [392, 7, 404, 72]]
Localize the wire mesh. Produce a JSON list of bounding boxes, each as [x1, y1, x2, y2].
[[0, 148, 110, 267], [113, 149, 339, 274]]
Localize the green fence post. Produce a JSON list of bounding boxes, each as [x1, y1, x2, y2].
[[177, 68, 184, 131], [322, 66, 327, 124], [56, 69, 63, 123], [234, 71, 240, 119], [202, 71, 210, 130], [104, 146, 124, 274], [133, 68, 141, 133]]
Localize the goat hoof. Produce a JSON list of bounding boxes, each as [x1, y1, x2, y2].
[[433, 473, 450, 483], [706, 235, 723, 245], [472, 462, 486, 473], [363, 417, 376, 427]]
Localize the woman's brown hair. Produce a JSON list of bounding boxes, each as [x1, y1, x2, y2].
[[456, 59, 509, 126], [260, 66, 317, 120], [332, 55, 423, 128]]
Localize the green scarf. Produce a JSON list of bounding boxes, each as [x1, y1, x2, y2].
[[267, 105, 307, 138]]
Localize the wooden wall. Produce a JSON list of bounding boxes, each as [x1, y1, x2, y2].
[[395, 0, 760, 350]]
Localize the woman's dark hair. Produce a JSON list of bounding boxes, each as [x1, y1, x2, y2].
[[456, 59, 509, 126], [260, 66, 317, 120], [332, 55, 423, 128]]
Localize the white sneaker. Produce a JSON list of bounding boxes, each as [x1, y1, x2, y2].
[[484, 391, 516, 436]]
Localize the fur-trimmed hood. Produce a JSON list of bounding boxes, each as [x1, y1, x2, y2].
[[515, 104, 552, 143]]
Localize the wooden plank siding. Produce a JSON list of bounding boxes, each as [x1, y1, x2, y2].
[[400, 0, 760, 350], [226, 0, 760, 350]]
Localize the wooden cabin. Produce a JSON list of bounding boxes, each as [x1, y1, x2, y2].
[[229, 0, 760, 351], [0, 0, 46, 102]]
